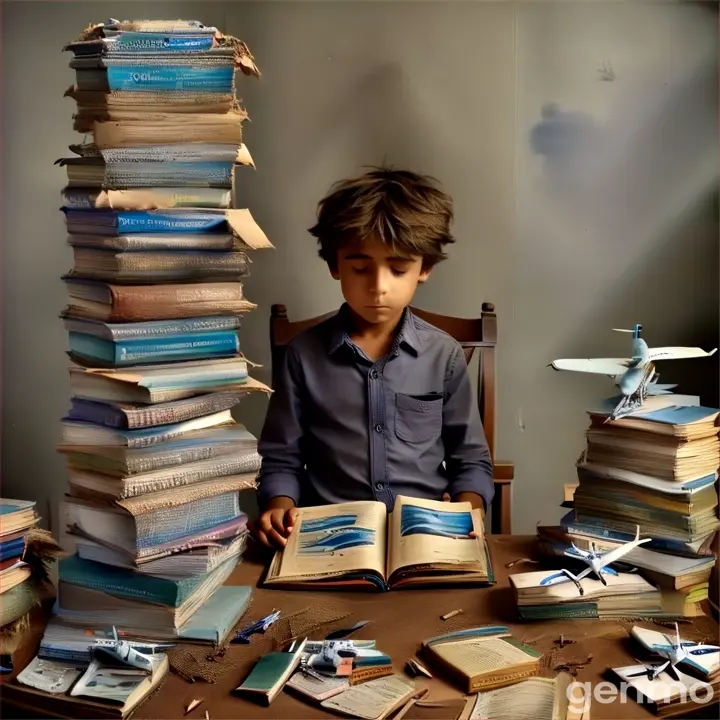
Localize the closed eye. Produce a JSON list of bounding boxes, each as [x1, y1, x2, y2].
[[391, 268, 407, 276]]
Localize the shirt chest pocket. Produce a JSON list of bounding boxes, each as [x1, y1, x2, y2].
[[394, 392, 443, 444]]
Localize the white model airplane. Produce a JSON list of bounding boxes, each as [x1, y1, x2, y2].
[[91, 626, 174, 671], [626, 623, 720, 681], [549, 324, 716, 420], [539, 525, 651, 596]]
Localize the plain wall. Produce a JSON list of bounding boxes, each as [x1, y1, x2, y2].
[[2, 0, 718, 534]]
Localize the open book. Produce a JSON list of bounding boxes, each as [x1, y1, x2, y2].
[[264, 496, 493, 591]]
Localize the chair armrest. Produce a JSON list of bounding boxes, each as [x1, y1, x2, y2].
[[493, 461, 514, 483]]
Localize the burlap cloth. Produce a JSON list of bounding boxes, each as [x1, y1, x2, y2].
[[167, 599, 351, 683]]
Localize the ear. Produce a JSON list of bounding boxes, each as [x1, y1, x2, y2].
[[329, 266, 340, 280], [417, 266, 432, 284]]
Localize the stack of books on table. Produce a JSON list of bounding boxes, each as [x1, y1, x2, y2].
[[51, 18, 270, 646], [532, 394, 720, 620], [1, 500, 62, 659]]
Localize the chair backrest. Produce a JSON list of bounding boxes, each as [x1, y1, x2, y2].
[[269, 303, 499, 461]]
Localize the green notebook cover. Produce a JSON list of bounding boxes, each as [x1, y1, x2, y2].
[[235, 638, 307, 704]]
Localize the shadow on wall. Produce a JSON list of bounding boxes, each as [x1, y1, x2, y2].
[[527, 52, 718, 406], [527, 60, 717, 262]]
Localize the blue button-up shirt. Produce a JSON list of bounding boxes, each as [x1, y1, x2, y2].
[[257, 304, 494, 511]]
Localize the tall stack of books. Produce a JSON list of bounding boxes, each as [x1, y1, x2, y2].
[[536, 394, 720, 619], [52, 18, 269, 644]]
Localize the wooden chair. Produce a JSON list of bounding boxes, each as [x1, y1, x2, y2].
[[269, 302, 514, 534]]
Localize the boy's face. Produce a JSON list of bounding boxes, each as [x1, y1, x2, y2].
[[331, 236, 431, 326]]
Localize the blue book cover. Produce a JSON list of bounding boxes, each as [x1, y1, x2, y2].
[[629, 405, 719, 426], [106, 65, 234, 92], [68, 329, 240, 366], [0, 537, 26, 561], [105, 160, 234, 187], [110, 32, 216, 53], [62, 208, 236, 235], [179, 585, 252, 643], [135, 492, 241, 551], [58, 553, 237, 607]]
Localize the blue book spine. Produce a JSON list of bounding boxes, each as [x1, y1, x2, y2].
[[110, 33, 216, 53], [135, 494, 239, 550], [106, 161, 234, 187], [106, 66, 234, 93], [115, 210, 230, 234], [69, 330, 240, 366]]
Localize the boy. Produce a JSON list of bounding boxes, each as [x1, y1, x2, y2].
[[252, 167, 494, 549]]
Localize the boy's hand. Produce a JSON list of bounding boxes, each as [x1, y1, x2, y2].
[[250, 497, 299, 550], [443, 491, 485, 538]]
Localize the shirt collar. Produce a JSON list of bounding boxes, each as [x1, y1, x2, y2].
[[328, 304, 420, 357]]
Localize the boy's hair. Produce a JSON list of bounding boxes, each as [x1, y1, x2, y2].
[[308, 166, 455, 271]]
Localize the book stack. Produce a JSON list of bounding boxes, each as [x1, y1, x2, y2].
[[1, 500, 61, 659], [52, 18, 270, 643], [536, 394, 720, 619]]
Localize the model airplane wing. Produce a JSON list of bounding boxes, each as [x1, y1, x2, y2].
[[593, 534, 651, 568], [648, 347, 717, 361], [549, 358, 631, 376]]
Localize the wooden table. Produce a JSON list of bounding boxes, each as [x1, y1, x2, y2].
[[3, 536, 719, 719]]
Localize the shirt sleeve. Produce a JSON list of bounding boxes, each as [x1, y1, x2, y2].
[[441, 344, 495, 510], [256, 342, 306, 508]]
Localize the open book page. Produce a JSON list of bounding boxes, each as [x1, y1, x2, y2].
[[276, 501, 387, 581], [320, 674, 416, 720], [387, 496, 485, 579], [431, 635, 536, 676], [468, 678, 556, 720]]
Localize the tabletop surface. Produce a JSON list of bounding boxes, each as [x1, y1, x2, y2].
[[3, 535, 719, 719]]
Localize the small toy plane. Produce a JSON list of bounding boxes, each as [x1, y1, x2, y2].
[[549, 324, 716, 420], [625, 623, 720, 681], [232, 610, 281, 644], [539, 525, 651, 596], [90, 627, 174, 671]]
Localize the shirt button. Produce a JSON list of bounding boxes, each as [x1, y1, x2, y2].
[[376, 483, 384, 491], [374, 424, 383, 433], [370, 370, 379, 379]]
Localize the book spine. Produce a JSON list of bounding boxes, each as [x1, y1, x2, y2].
[[111, 283, 242, 317], [114, 210, 231, 234], [105, 66, 235, 93], [469, 667, 539, 693], [107, 317, 243, 341], [348, 666, 393, 685], [113, 332, 240, 365], [116, 251, 249, 274], [135, 493, 240, 552], [104, 161, 234, 188], [110, 33, 216, 53], [68, 400, 126, 428], [126, 444, 241, 473], [123, 393, 243, 429], [122, 453, 260, 497]]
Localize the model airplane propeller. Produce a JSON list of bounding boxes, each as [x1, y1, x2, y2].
[[625, 623, 720, 681], [549, 324, 716, 420], [539, 525, 651, 596]]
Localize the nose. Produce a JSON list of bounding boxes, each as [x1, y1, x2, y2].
[[369, 267, 391, 297]]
